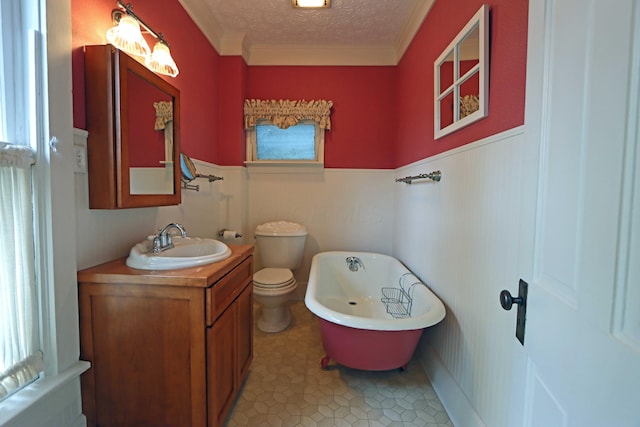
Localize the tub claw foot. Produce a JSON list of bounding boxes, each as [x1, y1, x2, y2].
[[321, 355, 331, 370]]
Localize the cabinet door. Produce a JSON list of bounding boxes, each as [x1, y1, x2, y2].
[[236, 283, 253, 383], [84, 44, 181, 209], [207, 302, 237, 427], [79, 284, 206, 427]]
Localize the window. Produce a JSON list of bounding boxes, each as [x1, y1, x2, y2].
[[256, 122, 316, 160], [0, 0, 45, 401], [248, 120, 325, 164], [244, 99, 332, 166]]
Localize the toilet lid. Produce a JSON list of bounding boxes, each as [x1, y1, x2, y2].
[[253, 268, 295, 288]]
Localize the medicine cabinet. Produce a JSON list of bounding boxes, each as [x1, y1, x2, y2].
[[84, 44, 181, 209], [434, 5, 489, 139]]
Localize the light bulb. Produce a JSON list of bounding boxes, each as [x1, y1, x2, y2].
[[145, 41, 179, 77], [106, 15, 151, 58], [294, 0, 329, 8]]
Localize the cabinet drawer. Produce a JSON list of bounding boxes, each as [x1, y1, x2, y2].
[[206, 256, 253, 326]]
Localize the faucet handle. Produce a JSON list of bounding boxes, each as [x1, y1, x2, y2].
[[152, 235, 162, 253]]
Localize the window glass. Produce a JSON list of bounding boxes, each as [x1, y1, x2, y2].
[[0, 0, 44, 402], [256, 123, 316, 160]]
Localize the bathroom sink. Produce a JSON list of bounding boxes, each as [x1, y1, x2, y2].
[[126, 236, 232, 270]]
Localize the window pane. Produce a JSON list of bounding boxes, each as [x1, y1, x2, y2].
[[256, 123, 315, 160], [0, 0, 43, 402], [0, 0, 31, 147], [0, 154, 40, 402]]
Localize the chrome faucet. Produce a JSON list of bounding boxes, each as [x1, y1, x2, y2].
[[152, 223, 187, 253], [346, 256, 365, 272]]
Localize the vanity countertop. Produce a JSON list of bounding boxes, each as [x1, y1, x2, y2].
[[77, 244, 254, 288]]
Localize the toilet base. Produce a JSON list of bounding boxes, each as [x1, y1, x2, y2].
[[257, 304, 292, 333]]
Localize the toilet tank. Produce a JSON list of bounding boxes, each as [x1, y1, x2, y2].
[[255, 221, 307, 269]]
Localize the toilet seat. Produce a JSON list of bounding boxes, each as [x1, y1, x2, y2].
[[253, 268, 295, 289]]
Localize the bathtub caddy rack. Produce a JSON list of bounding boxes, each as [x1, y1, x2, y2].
[[381, 273, 423, 318]]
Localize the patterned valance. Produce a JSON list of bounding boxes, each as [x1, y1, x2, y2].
[[460, 95, 479, 119], [154, 101, 173, 130], [244, 99, 333, 130]]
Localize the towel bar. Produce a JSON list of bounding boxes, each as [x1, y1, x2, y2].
[[395, 170, 442, 184]]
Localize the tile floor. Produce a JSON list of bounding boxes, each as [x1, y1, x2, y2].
[[224, 300, 453, 427]]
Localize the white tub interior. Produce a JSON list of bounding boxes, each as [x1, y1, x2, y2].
[[305, 251, 446, 331]]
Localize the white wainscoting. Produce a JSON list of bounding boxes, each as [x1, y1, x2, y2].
[[129, 165, 175, 195], [247, 167, 396, 299], [394, 127, 525, 427], [153, 160, 238, 242]]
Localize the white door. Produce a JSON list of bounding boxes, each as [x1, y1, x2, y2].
[[508, 0, 640, 426]]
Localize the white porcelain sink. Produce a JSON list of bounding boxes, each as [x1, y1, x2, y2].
[[126, 236, 232, 270]]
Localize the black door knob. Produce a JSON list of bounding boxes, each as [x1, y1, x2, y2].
[[500, 290, 523, 310], [501, 280, 529, 345]]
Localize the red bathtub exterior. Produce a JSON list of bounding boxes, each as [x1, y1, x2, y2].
[[318, 318, 424, 371]]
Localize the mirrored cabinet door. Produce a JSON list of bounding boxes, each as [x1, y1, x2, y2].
[[84, 44, 181, 209]]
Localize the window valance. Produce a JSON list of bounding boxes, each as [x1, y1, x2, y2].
[[244, 99, 333, 130], [154, 101, 173, 130]]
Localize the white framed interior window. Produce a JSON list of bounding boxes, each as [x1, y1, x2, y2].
[[243, 99, 332, 171], [434, 4, 489, 139]]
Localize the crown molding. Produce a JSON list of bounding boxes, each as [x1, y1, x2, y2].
[[394, 0, 435, 62], [242, 43, 398, 66], [177, 0, 225, 54], [180, 0, 434, 66], [218, 32, 246, 55]]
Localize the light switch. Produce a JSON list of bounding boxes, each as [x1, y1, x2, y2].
[[74, 143, 87, 174]]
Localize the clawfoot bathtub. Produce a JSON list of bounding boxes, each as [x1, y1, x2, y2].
[[304, 251, 445, 371]]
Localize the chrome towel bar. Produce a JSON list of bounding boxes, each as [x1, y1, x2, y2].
[[395, 170, 442, 184]]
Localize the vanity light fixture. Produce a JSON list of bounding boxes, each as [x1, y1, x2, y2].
[[105, 14, 150, 58], [292, 0, 331, 8], [145, 41, 179, 77], [105, 0, 179, 77]]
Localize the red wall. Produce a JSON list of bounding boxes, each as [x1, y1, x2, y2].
[[71, 0, 221, 164], [246, 66, 397, 169], [395, 0, 528, 166], [72, 0, 527, 169], [127, 71, 168, 167], [217, 57, 248, 166]]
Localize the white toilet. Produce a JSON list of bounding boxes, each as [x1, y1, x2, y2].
[[253, 221, 307, 333]]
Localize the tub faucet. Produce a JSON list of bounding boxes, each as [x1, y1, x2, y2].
[[153, 223, 187, 253], [346, 256, 365, 272]]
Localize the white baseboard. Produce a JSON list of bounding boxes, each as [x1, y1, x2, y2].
[[417, 345, 487, 427]]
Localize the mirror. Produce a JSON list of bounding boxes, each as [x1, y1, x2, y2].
[[434, 5, 489, 139], [119, 51, 181, 204], [84, 45, 181, 209], [127, 70, 175, 195], [180, 153, 223, 192]]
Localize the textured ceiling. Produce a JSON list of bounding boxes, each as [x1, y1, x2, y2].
[[178, 0, 434, 65]]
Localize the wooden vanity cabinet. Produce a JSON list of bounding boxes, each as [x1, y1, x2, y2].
[[77, 246, 253, 427]]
